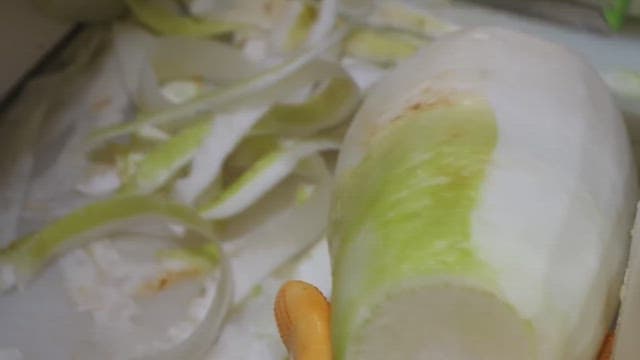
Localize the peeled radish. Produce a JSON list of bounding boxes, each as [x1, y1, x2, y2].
[[329, 27, 637, 360]]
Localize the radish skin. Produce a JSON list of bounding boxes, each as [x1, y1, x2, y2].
[[329, 27, 637, 360]]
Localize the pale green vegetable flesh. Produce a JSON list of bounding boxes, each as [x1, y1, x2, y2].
[[330, 99, 503, 359]]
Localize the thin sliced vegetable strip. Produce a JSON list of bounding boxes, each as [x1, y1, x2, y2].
[[306, 0, 338, 46], [344, 27, 424, 66], [126, 0, 243, 37], [252, 73, 360, 137], [173, 105, 270, 205], [0, 196, 219, 291], [152, 36, 261, 83], [199, 139, 340, 220], [90, 29, 346, 144], [121, 116, 213, 195]]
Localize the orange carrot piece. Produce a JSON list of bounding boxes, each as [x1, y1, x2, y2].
[[274, 280, 332, 360]]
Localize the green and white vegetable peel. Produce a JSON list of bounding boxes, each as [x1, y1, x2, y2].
[[330, 27, 637, 360], [252, 74, 360, 136], [332, 97, 503, 360], [200, 139, 339, 220], [0, 196, 219, 291], [173, 105, 270, 205], [121, 116, 213, 194]]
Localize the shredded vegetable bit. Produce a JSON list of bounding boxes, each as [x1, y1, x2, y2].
[[286, 3, 317, 51], [271, 1, 316, 53], [136, 124, 171, 142], [225, 135, 280, 169], [183, 0, 219, 16], [252, 74, 360, 136], [76, 164, 122, 196], [157, 243, 220, 274], [344, 28, 424, 66], [160, 80, 204, 105], [340, 57, 386, 91], [152, 37, 261, 84], [306, 0, 338, 47], [199, 139, 340, 220], [116, 152, 146, 181], [125, 0, 243, 37], [121, 116, 213, 195], [173, 105, 270, 204]]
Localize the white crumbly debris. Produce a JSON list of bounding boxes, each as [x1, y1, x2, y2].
[[167, 224, 187, 238], [76, 164, 121, 196], [160, 81, 202, 105], [136, 125, 171, 142], [243, 38, 269, 63], [269, 0, 304, 53], [341, 57, 386, 92], [0, 348, 22, 360], [60, 239, 218, 358]]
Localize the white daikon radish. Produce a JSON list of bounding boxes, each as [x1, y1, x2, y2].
[[329, 27, 637, 360]]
